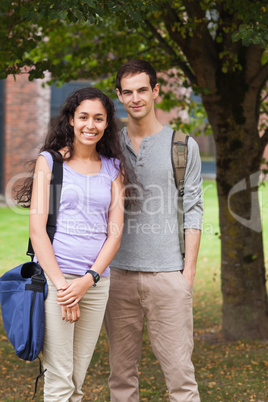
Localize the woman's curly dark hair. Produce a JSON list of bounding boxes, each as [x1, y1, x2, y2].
[[16, 86, 138, 207]]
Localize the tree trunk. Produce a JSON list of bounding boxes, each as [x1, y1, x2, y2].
[[203, 88, 268, 340], [160, 1, 268, 338], [218, 177, 268, 339]]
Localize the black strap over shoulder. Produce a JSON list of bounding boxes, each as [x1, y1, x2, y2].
[[46, 153, 63, 243], [27, 152, 63, 260]]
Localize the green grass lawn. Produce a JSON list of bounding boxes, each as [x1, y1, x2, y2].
[[0, 206, 30, 274], [0, 181, 267, 401]]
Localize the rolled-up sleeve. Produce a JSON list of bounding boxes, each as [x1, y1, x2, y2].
[[183, 137, 203, 230]]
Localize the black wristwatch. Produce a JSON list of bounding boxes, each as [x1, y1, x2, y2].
[[85, 270, 100, 287]]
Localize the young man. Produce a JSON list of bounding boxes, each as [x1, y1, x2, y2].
[[104, 60, 203, 402]]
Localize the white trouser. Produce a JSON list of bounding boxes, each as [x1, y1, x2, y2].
[[43, 273, 110, 402]]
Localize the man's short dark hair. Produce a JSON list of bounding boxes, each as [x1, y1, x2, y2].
[[116, 60, 157, 93]]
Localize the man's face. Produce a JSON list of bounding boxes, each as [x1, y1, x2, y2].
[[116, 72, 159, 121]]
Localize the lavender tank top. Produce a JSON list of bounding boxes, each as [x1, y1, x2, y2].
[[40, 151, 120, 276]]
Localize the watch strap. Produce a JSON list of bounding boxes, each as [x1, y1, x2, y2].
[[85, 270, 100, 287]]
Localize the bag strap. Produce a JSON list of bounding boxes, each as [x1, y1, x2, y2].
[[32, 356, 47, 400], [171, 130, 189, 258], [46, 153, 64, 243], [27, 152, 63, 260]]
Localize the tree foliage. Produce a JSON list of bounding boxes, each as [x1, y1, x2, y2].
[[1, 1, 268, 134], [1, 1, 267, 80]]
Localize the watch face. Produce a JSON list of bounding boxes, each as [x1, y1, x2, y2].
[[86, 270, 100, 283]]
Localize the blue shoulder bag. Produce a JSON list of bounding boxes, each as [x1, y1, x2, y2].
[[0, 152, 63, 399]]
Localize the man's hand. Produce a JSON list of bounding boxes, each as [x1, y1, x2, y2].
[[182, 268, 195, 290]]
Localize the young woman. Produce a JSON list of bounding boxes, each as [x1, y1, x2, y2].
[[17, 87, 127, 401]]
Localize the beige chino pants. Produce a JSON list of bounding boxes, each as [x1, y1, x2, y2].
[[104, 268, 200, 402], [43, 274, 110, 402]]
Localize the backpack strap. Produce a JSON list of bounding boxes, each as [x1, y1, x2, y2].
[[46, 153, 64, 244], [27, 152, 63, 260], [171, 130, 189, 258]]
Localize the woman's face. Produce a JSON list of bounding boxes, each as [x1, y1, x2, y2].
[[69, 99, 108, 148]]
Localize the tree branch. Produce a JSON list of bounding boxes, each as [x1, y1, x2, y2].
[[260, 91, 268, 103], [183, 0, 206, 20], [163, 1, 187, 27], [160, 1, 218, 81], [173, 0, 217, 58], [143, 18, 197, 84], [250, 61, 268, 92], [260, 127, 268, 152]]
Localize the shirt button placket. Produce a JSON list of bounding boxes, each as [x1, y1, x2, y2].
[[137, 141, 147, 168]]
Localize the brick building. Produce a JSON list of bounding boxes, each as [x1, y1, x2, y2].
[[1, 74, 51, 198]]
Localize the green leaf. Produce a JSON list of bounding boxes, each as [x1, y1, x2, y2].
[[83, 0, 96, 6]]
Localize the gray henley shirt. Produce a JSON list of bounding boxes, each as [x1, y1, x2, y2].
[[111, 125, 203, 272]]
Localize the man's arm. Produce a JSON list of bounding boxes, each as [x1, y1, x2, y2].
[[183, 228, 201, 290], [182, 137, 203, 290]]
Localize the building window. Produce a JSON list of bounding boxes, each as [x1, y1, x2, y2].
[[50, 82, 128, 129]]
